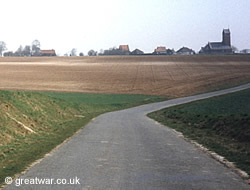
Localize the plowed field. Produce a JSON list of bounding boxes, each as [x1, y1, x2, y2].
[[0, 55, 250, 97]]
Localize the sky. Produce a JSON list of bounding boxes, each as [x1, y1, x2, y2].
[[1, 0, 249, 55]]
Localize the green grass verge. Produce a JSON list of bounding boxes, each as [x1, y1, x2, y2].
[[148, 88, 250, 176], [0, 90, 166, 185]]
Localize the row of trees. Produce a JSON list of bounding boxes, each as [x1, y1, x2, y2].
[[0, 40, 129, 57], [99, 47, 128, 55], [85, 48, 126, 56], [0, 41, 85, 57], [0, 40, 93, 57], [0, 40, 131, 57], [65, 49, 97, 56], [0, 40, 41, 57], [0, 40, 115, 57]]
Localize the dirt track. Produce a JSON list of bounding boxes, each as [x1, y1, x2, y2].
[[0, 56, 250, 97]]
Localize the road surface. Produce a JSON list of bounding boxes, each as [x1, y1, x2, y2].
[[5, 83, 250, 190]]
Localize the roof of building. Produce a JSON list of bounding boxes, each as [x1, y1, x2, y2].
[[41, 49, 56, 54], [208, 42, 232, 50], [155, 46, 166, 53], [119, 45, 130, 52], [131, 49, 144, 54], [177, 47, 194, 53]]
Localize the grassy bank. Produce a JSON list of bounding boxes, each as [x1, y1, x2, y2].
[[148, 88, 250, 176], [0, 90, 166, 185]]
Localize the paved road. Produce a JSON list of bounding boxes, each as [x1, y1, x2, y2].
[[5, 83, 250, 190]]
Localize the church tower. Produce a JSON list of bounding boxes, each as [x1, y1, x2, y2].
[[222, 29, 231, 46]]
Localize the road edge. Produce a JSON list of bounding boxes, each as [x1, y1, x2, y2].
[[148, 117, 250, 184], [0, 117, 97, 190]]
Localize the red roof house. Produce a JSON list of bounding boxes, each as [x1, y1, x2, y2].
[[154, 46, 167, 55], [119, 45, 130, 55], [40, 49, 56, 56]]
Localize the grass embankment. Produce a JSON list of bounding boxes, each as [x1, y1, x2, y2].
[[148, 88, 250, 176], [0, 90, 166, 185]]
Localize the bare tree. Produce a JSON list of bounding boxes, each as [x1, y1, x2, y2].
[[32, 40, 41, 56], [23, 45, 31, 56], [15, 45, 24, 57], [71, 48, 77, 56], [0, 41, 7, 56], [99, 49, 104, 55]]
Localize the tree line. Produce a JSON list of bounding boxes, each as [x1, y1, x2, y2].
[[0, 40, 129, 57], [0, 40, 41, 57], [0, 40, 91, 57]]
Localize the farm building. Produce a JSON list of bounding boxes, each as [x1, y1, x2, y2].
[[176, 47, 195, 55], [131, 49, 144, 55], [40, 49, 56, 56], [119, 45, 130, 55], [200, 29, 233, 54], [153, 46, 167, 55]]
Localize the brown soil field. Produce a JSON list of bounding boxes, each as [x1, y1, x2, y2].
[[0, 55, 250, 97]]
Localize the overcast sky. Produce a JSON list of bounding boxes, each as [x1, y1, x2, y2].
[[1, 0, 249, 55]]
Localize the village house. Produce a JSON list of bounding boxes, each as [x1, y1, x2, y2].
[[200, 29, 233, 54], [131, 49, 144, 55], [176, 47, 195, 55], [40, 49, 56, 56], [153, 46, 167, 55], [119, 45, 130, 55]]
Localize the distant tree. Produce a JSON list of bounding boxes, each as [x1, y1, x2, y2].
[[23, 45, 31, 56], [0, 41, 7, 56], [32, 40, 41, 56], [102, 47, 123, 55], [15, 45, 24, 57], [99, 49, 104, 55], [79, 52, 84, 56], [71, 48, 77, 56], [88, 49, 97, 56], [3, 51, 14, 57]]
